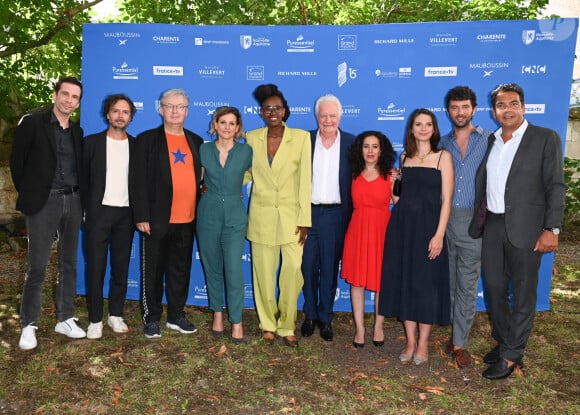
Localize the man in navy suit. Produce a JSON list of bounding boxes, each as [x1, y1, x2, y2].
[[82, 94, 136, 340], [130, 89, 203, 339], [301, 94, 355, 341], [10, 76, 86, 350], [469, 83, 565, 379]]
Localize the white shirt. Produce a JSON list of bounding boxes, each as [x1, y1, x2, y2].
[[102, 136, 130, 207], [486, 119, 528, 214], [311, 130, 341, 205]]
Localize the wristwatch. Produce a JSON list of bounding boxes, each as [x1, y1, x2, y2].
[[543, 227, 560, 236]]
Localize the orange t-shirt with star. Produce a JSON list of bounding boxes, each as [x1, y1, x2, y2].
[[166, 132, 196, 223]]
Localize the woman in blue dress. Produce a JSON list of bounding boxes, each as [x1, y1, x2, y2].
[[379, 108, 454, 365], [197, 106, 252, 342]]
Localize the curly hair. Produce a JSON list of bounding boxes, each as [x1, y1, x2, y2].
[[348, 130, 396, 179], [404, 108, 441, 158], [102, 93, 137, 121], [252, 83, 291, 121], [209, 106, 244, 140]]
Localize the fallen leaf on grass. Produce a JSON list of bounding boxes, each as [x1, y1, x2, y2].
[[117, 356, 134, 366], [207, 394, 220, 401], [287, 397, 296, 404], [410, 383, 445, 395], [514, 365, 525, 377], [267, 358, 281, 366], [45, 366, 58, 372], [418, 392, 427, 400], [110, 346, 123, 357], [371, 385, 383, 391], [356, 394, 365, 401], [439, 377, 448, 383], [447, 360, 459, 369], [111, 384, 122, 406], [214, 344, 227, 357], [348, 372, 368, 384]]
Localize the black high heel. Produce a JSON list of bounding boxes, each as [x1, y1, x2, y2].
[[372, 339, 384, 347], [352, 341, 365, 348]]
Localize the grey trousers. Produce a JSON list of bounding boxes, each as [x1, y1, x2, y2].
[[446, 208, 482, 349]]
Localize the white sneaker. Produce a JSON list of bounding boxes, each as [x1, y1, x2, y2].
[[19, 325, 38, 350], [87, 322, 103, 339], [107, 316, 129, 333], [55, 317, 86, 339]]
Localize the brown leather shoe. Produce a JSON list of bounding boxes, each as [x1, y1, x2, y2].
[[452, 348, 474, 369], [283, 335, 299, 348], [262, 331, 275, 345]]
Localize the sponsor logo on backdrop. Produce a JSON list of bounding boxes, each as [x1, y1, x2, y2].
[[290, 106, 311, 116], [277, 70, 317, 77], [240, 35, 271, 49], [377, 103, 406, 121], [242, 252, 251, 262], [194, 37, 229, 46], [426, 106, 445, 113], [338, 62, 357, 87], [476, 33, 507, 43], [399, 67, 412, 78], [194, 285, 208, 300], [112, 62, 139, 80], [286, 35, 315, 52], [153, 66, 183, 76], [342, 104, 361, 118], [198, 65, 226, 79], [429, 33, 458, 46], [525, 104, 546, 114], [375, 69, 398, 78], [373, 38, 414, 45], [104, 32, 141, 39], [152, 35, 180, 44], [338, 35, 357, 50], [469, 62, 509, 77], [243, 105, 260, 115], [134, 102, 144, 111], [424, 66, 458, 77], [522, 29, 555, 45], [246, 66, 264, 81], [118, 39, 127, 46], [244, 284, 253, 299], [190, 99, 230, 109], [521, 64, 547, 74]]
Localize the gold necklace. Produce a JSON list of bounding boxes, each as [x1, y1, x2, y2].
[[417, 150, 432, 163]]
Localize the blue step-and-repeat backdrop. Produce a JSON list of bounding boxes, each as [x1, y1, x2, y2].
[[79, 19, 578, 312]]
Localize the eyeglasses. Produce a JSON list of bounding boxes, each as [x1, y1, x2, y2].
[[161, 103, 188, 112], [262, 105, 283, 114]]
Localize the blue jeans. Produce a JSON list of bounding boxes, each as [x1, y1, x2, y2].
[[20, 191, 82, 327]]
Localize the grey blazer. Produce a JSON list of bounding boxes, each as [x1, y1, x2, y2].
[[469, 123, 566, 249]]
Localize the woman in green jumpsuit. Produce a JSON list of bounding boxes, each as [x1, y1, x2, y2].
[[197, 107, 252, 342]]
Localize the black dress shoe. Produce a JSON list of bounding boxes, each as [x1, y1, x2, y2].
[[482, 358, 517, 380], [319, 322, 333, 341], [300, 319, 316, 337], [483, 345, 501, 364]]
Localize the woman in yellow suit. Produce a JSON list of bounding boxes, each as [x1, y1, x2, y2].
[[246, 84, 311, 347]]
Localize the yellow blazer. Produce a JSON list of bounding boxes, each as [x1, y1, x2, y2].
[[246, 123, 311, 245]]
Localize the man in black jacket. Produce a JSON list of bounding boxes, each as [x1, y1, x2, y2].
[[10, 76, 86, 350], [130, 89, 203, 338], [82, 93, 137, 340]]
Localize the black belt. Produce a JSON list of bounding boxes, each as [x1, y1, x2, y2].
[[312, 203, 341, 208], [487, 210, 504, 217], [51, 185, 79, 195]]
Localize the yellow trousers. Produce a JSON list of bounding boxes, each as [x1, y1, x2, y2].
[[251, 241, 304, 337]]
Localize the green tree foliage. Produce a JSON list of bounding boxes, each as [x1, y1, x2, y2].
[[0, 0, 551, 151]]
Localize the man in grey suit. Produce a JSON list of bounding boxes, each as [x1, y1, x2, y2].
[[469, 83, 566, 380]]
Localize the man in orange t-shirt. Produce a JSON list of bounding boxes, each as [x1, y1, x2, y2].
[[130, 89, 203, 338]]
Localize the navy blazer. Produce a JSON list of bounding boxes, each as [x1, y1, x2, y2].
[[10, 105, 84, 216], [469, 123, 566, 249], [81, 130, 136, 225], [309, 129, 355, 230], [129, 125, 203, 237]]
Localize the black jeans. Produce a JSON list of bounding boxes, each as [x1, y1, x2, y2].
[[21, 191, 82, 327]]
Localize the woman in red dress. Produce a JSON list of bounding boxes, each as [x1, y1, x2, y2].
[[341, 131, 396, 348]]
